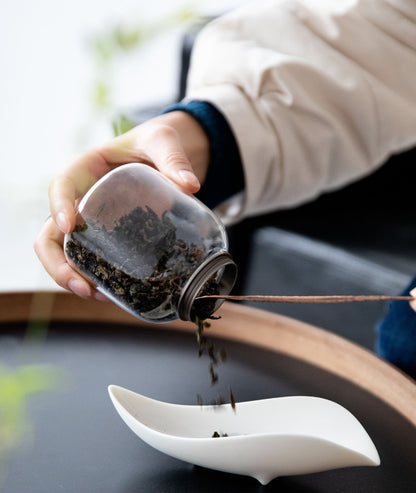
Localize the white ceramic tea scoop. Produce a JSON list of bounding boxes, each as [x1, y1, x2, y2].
[[108, 385, 380, 485]]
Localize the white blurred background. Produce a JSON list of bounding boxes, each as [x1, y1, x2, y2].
[[0, 0, 247, 292]]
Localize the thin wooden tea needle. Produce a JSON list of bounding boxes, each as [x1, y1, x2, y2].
[[195, 294, 415, 304]]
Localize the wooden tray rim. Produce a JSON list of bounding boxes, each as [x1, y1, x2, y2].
[[1, 290, 415, 427]]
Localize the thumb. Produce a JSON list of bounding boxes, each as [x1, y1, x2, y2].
[[144, 125, 201, 193]]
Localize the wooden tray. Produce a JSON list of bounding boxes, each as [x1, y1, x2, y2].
[[1, 291, 415, 492]]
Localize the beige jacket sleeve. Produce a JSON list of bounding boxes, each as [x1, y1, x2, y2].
[[185, 0, 416, 224]]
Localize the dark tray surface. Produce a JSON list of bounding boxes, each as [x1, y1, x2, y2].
[[1, 321, 415, 493]]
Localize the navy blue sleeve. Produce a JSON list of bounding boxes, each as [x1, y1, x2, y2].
[[162, 101, 244, 210], [376, 277, 416, 379]]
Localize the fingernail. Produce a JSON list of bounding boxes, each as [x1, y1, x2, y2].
[[178, 170, 200, 188], [56, 212, 70, 233], [410, 288, 416, 297], [69, 279, 91, 298]]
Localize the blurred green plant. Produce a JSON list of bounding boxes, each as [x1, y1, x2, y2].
[[87, 5, 201, 137], [112, 113, 137, 137], [0, 363, 61, 485], [0, 365, 61, 452], [0, 293, 61, 482]]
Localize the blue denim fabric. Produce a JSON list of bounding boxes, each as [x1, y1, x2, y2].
[[376, 277, 416, 379]]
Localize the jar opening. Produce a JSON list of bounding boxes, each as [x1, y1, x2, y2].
[[178, 252, 238, 322]]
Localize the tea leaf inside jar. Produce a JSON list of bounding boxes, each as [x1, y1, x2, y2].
[[65, 205, 220, 320]]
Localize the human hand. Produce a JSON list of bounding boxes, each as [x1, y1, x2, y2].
[[34, 111, 210, 300]]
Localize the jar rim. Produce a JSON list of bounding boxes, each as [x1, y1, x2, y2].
[[178, 251, 237, 322]]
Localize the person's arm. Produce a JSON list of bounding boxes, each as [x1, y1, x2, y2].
[[184, 0, 416, 223], [35, 0, 416, 300]]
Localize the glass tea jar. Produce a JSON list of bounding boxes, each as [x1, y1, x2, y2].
[[64, 163, 237, 323]]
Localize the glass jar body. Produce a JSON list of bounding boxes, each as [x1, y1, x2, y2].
[[64, 163, 236, 323]]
